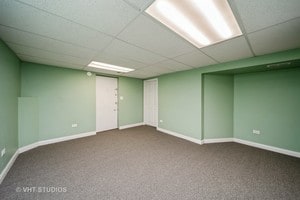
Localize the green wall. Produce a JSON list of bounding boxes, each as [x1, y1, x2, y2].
[[18, 97, 38, 147], [234, 68, 300, 152], [21, 62, 96, 141], [203, 74, 233, 139], [158, 70, 202, 139], [0, 40, 20, 174], [158, 48, 300, 145], [19, 63, 144, 145], [118, 77, 143, 126]]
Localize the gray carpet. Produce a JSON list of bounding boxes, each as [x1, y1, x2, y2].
[[0, 126, 299, 200]]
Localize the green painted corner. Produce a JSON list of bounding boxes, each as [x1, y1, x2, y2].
[[0, 40, 20, 174], [118, 77, 143, 126], [18, 97, 39, 147], [234, 68, 300, 152], [158, 70, 202, 140], [21, 62, 96, 141], [203, 74, 233, 139]]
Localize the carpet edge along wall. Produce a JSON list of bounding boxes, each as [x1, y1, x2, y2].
[[20, 62, 144, 143], [234, 68, 300, 152], [158, 48, 300, 151], [21, 62, 96, 142]]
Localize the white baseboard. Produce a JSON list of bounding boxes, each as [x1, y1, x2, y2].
[[1, 131, 96, 184], [19, 131, 96, 154], [203, 138, 234, 144], [0, 150, 19, 184], [157, 127, 203, 145], [234, 138, 300, 158], [119, 122, 144, 130], [18, 142, 39, 154]]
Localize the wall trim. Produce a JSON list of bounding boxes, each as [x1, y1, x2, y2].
[[18, 142, 39, 154], [1, 131, 96, 184], [19, 131, 96, 154], [157, 128, 300, 158], [203, 138, 234, 144], [0, 150, 19, 184], [119, 123, 145, 130], [157, 127, 203, 145], [2, 130, 299, 184], [234, 138, 300, 158]]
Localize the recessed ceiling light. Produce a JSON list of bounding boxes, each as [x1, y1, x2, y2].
[[87, 61, 135, 73], [146, 0, 242, 48]]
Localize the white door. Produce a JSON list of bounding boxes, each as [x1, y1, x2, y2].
[[144, 79, 158, 127], [96, 76, 118, 132]]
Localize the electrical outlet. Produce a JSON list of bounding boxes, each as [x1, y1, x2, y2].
[[1, 148, 5, 157], [159, 120, 163, 123], [72, 124, 78, 128], [253, 129, 260, 135]]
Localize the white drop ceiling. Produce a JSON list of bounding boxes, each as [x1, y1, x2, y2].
[[0, 0, 299, 79]]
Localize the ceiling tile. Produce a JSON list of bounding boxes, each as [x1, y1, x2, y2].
[[0, 25, 96, 59], [145, 65, 174, 74], [127, 67, 161, 78], [18, 54, 84, 70], [124, 0, 154, 11], [173, 51, 217, 68], [7, 42, 89, 65], [118, 14, 197, 58], [103, 39, 166, 65], [201, 36, 253, 62], [150, 60, 193, 72], [232, 0, 300, 33], [0, 1, 113, 51], [18, 0, 140, 36], [92, 52, 147, 70], [248, 18, 300, 56]]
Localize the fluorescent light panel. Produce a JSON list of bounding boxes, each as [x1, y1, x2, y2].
[[88, 61, 134, 73], [146, 0, 242, 48]]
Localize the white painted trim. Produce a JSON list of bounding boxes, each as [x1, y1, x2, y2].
[[203, 138, 234, 144], [119, 123, 144, 130], [144, 78, 158, 128], [39, 131, 96, 146], [18, 142, 39, 154], [19, 131, 96, 154], [157, 128, 203, 145], [1, 131, 96, 184], [234, 138, 300, 158], [0, 150, 18, 184]]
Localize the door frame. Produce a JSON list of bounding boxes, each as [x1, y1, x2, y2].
[[143, 78, 158, 128], [96, 76, 118, 132]]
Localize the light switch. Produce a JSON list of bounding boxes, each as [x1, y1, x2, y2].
[[120, 96, 124, 100]]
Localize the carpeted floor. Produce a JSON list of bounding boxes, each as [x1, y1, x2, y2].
[[0, 126, 299, 200]]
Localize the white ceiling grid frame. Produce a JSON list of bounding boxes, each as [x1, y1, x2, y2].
[[102, 39, 167, 65], [126, 67, 163, 78], [0, 0, 299, 78], [173, 50, 217, 68], [6, 42, 91, 66], [247, 18, 300, 55], [0, 25, 96, 59], [18, 54, 84, 70], [0, 0, 114, 51], [201, 36, 253, 62], [149, 59, 193, 72], [232, 0, 300, 33], [16, 0, 141, 36], [122, 0, 155, 11], [118, 14, 198, 58]]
